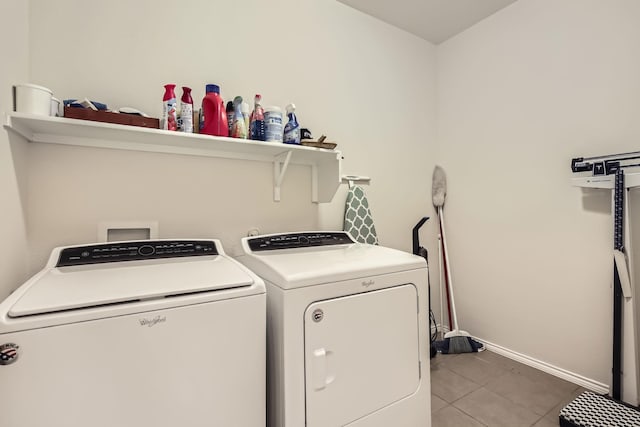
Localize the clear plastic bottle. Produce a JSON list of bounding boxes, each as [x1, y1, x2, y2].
[[231, 96, 247, 139], [249, 94, 266, 141], [241, 100, 250, 136], [283, 103, 301, 144]]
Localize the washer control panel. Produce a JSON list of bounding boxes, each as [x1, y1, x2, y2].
[[57, 240, 218, 266], [248, 232, 355, 252]]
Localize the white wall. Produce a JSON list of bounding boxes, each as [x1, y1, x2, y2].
[[437, 0, 640, 389], [11, 0, 437, 280], [5, 0, 640, 397], [0, 1, 30, 299]]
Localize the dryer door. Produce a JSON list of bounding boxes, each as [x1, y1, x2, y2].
[[304, 284, 420, 426]]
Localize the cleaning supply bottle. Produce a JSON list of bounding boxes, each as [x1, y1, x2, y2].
[[200, 84, 228, 136], [249, 94, 266, 141], [231, 96, 247, 138], [180, 86, 193, 133], [241, 100, 250, 136], [283, 103, 301, 144], [226, 101, 235, 136], [161, 84, 178, 131], [264, 106, 283, 142]]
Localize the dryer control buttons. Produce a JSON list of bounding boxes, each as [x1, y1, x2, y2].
[[248, 232, 355, 251], [0, 343, 19, 366], [312, 309, 324, 323]]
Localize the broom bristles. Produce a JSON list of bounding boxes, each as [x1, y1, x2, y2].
[[447, 336, 474, 354], [435, 336, 485, 354]]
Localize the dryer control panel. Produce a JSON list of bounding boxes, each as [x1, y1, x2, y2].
[[248, 232, 355, 252], [57, 240, 218, 266]]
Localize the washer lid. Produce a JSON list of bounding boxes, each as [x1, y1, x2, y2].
[[8, 255, 255, 317], [238, 242, 426, 289]]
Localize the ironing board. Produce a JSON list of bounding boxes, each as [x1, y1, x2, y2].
[[343, 184, 378, 245]]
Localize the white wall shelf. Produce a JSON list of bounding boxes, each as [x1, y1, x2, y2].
[[4, 113, 342, 203]]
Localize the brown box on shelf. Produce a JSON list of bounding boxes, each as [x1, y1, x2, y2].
[[64, 106, 160, 129]]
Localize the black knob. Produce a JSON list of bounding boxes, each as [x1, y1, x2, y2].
[[138, 245, 155, 256]]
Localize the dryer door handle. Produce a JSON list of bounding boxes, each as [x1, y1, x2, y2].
[[311, 348, 335, 390]]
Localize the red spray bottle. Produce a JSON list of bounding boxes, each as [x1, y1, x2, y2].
[[180, 86, 193, 133], [161, 84, 178, 131]]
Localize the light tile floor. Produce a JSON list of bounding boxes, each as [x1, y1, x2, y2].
[[430, 350, 587, 427]]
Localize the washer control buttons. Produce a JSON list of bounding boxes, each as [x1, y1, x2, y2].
[[138, 245, 155, 256], [57, 240, 219, 266]]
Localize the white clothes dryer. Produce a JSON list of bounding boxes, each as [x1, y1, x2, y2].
[[237, 232, 431, 427], [0, 239, 266, 427]]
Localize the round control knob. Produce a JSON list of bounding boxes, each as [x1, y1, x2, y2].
[[138, 245, 155, 256], [298, 236, 310, 245]]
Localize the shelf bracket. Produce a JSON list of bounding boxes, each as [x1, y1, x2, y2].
[[311, 164, 319, 203], [273, 150, 293, 202]]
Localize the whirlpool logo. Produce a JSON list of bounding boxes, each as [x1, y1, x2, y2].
[[362, 280, 375, 288], [139, 315, 167, 328]]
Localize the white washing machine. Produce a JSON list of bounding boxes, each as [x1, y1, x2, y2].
[[0, 239, 266, 427], [236, 232, 431, 427]]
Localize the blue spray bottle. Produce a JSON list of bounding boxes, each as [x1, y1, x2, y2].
[[283, 103, 300, 145]]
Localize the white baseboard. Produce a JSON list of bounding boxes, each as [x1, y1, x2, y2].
[[479, 338, 609, 395]]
